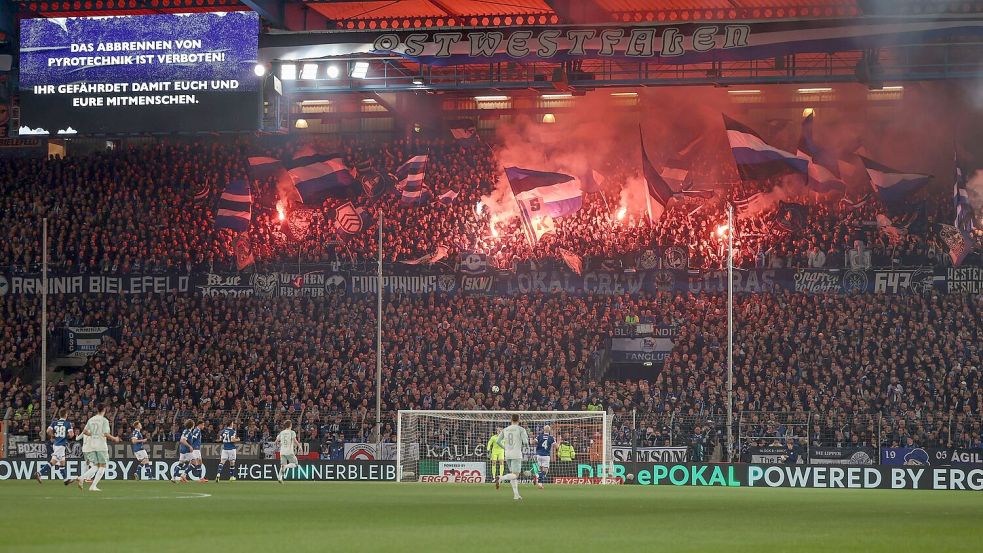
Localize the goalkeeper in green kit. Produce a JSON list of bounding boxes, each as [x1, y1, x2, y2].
[[486, 427, 505, 483]]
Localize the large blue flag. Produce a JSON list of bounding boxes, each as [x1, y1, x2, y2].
[[798, 113, 846, 194], [860, 156, 931, 209], [505, 166, 583, 218], [724, 114, 808, 180], [215, 179, 251, 232], [284, 151, 359, 206]]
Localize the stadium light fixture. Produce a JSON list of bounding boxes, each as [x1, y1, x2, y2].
[[361, 99, 378, 104], [881, 85, 904, 91], [474, 95, 509, 102], [727, 89, 761, 95], [541, 93, 571, 99], [798, 87, 833, 94], [253, 64, 267, 77], [610, 92, 638, 97], [281, 64, 297, 81], [294, 118, 309, 129], [326, 65, 340, 79], [542, 113, 556, 124], [351, 61, 369, 79], [301, 63, 318, 80], [412, 78, 424, 86]]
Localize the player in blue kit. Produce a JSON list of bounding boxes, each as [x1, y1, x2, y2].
[[215, 419, 240, 482], [130, 421, 152, 480], [35, 409, 75, 485], [173, 419, 195, 482], [188, 420, 208, 482], [533, 425, 556, 490]]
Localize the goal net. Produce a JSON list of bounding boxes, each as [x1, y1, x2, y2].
[[396, 410, 612, 484]]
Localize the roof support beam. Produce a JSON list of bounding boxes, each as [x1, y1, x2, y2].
[[428, 0, 461, 17], [542, 0, 607, 24], [241, 0, 285, 30]]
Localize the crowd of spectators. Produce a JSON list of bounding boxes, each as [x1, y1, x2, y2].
[[1, 137, 981, 460], [0, 137, 972, 275], [2, 289, 979, 454]]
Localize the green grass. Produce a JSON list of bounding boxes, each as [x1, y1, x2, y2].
[[1, 481, 982, 553]]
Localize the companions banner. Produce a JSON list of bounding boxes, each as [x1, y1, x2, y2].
[[4, 267, 980, 297]]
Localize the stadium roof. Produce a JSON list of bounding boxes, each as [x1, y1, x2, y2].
[[18, 0, 983, 30]]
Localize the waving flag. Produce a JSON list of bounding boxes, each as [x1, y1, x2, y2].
[[641, 129, 674, 222], [939, 224, 975, 266], [438, 189, 459, 205], [334, 202, 372, 241], [582, 168, 605, 194], [723, 114, 808, 180], [395, 154, 432, 207], [401, 245, 450, 265], [233, 233, 255, 270], [954, 152, 976, 232], [284, 151, 359, 206], [449, 120, 477, 141], [776, 201, 809, 232], [192, 182, 209, 203], [798, 113, 846, 194], [859, 156, 931, 209], [215, 179, 251, 232], [876, 214, 906, 245], [559, 248, 584, 275], [505, 166, 583, 218]]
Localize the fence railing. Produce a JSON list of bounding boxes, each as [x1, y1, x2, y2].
[[5, 407, 981, 461]]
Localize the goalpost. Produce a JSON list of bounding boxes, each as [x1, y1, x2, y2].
[[396, 410, 613, 484]]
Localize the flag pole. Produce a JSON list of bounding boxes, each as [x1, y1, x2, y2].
[[726, 203, 734, 462], [375, 211, 383, 445], [41, 217, 48, 438]]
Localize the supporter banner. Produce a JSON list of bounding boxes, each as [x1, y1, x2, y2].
[[945, 267, 983, 294], [64, 326, 117, 357], [610, 326, 677, 364], [343, 442, 397, 461], [0, 272, 190, 296], [0, 267, 968, 297], [0, 458, 396, 481], [808, 447, 877, 465], [612, 446, 687, 463], [749, 446, 798, 464], [621, 463, 983, 490], [881, 447, 983, 467]]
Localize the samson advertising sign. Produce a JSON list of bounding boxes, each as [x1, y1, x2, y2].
[[611, 447, 687, 463]]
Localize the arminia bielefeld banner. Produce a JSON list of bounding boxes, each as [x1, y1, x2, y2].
[[576, 463, 983, 491]]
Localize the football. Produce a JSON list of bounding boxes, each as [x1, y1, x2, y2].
[[491, 385, 500, 393]]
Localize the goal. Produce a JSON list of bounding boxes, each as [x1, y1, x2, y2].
[[396, 410, 613, 484]]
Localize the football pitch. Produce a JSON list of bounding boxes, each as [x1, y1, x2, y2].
[[1, 481, 982, 553]]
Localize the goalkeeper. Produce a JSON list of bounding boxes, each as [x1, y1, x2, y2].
[[486, 427, 505, 483]]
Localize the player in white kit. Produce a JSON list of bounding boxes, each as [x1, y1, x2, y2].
[[494, 414, 530, 500], [276, 420, 301, 483]]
